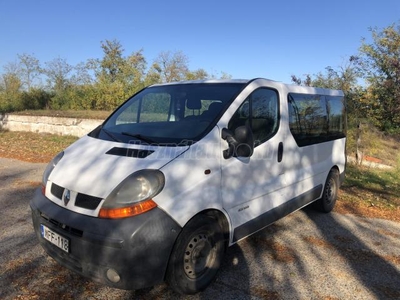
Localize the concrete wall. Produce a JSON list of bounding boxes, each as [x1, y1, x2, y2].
[[0, 114, 103, 137]]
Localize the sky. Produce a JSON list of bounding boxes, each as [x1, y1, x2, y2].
[[0, 0, 399, 83]]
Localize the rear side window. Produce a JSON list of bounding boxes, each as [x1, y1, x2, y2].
[[288, 93, 346, 147]]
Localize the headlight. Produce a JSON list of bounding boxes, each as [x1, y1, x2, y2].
[[42, 151, 64, 193], [99, 170, 165, 219]]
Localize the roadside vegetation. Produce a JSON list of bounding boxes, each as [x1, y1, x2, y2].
[[0, 22, 399, 221], [0, 41, 230, 113], [338, 128, 400, 222]]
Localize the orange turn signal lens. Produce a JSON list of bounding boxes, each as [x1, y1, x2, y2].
[[98, 199, 157, 219], [41, 184, 46, 195]]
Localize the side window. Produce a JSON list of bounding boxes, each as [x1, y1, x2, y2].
[[228, 88, 279, 146], [288, 93, 345, 146], [326, 96, 346, 138]]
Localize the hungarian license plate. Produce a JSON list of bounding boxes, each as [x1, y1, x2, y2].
[[40, 224, 69, 253]]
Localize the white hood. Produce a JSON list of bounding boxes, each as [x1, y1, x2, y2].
[[49, 135, 188, 198]]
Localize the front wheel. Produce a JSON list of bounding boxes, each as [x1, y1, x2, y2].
[[166, 216, 225, 295], [314, 169, 339, 213]]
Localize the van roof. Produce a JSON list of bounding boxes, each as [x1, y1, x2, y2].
[[150, 78, 344, 96], [150, 79, 252, 86]]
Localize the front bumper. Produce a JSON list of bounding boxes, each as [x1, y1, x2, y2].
[[30, 188, 181, 290]]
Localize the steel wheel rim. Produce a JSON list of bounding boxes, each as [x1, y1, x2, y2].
[[326, 177, 337, 205], [183, 233, 215, 279]]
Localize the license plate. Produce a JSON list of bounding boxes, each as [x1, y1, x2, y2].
[[40, 224, 69, 253]]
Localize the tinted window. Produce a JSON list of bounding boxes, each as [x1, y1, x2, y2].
[[228, 88, 279, 146], [288, 93, 345, 147]]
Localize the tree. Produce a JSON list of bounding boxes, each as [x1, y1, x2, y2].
[[17, 53, 41, 91], [358, 23, 400, 131], [122, 49, 147, 93], [43, 57, 73, 92], [0, 62, 23, 111], [144, 63, 162, 86], [185, 68, 208, 80], [154, 50, 189, 82], [42, 57, 73, 109], [99, 39, 125, 83], [71, 62, 93, 85], [291, 57, 360, 91], [291, 57, 365, 126]]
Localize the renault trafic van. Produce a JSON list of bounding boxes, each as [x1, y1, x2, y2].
[[30, 78, 346, 294]]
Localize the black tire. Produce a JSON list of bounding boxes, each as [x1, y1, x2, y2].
[[314, 169, 339, 213], [166, 215, 225, 295]]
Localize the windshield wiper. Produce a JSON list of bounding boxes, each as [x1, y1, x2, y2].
[[121, 132, 156, 144], [102, 128, 122, 142]]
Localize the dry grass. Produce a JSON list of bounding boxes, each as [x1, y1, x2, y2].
[[347, 125, 400, 166], [12, 109, 111, 120]]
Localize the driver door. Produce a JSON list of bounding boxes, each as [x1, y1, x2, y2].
[[221, 88, 286, 241]]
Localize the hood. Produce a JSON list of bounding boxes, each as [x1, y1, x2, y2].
[[49, 135, 188, 198]]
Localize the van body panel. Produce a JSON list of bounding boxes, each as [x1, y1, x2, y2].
[[232, 184, 323, 242], [30, 78, 347, 292], [155, 126, 225, 226]]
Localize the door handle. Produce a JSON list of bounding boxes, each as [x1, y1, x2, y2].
[[278, 142, 283, 162]]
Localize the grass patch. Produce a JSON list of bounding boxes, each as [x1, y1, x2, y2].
[[341, 163, 400, 209], [0, 130, 78, 163], [347, 125, 400, 166], [337, 144, 400, 221], [341, 124, 400, 217], [11, 109, 112, 120]]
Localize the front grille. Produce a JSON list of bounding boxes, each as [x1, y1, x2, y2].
[[50, 182, 102, 210], [75, 193, 102, 210], [51, 183, 64, 199], [40, 212, 83, 237]]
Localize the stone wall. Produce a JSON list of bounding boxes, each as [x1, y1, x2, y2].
[[0, 114, 103, 137]]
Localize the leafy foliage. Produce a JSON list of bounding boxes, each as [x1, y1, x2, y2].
[[0, 39, 230, 112], [358, 24, 400, 132], [291, 22, 400, 133]]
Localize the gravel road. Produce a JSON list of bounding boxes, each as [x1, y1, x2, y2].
[[1, 157, 399, 299]]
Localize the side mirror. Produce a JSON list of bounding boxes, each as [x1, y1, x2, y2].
[[221, 126, 254, 159]]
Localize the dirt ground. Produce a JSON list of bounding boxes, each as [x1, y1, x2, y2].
[[0, 157, 399, 299]]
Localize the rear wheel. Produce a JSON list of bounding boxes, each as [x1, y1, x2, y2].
[[315, 169, 339, 213], [166, 216, 225, 295]]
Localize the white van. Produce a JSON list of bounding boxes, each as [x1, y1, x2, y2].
[[30, 78, 346, 294]]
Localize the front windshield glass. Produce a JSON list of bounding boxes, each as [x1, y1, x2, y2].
[[98, 83, 246, 145]]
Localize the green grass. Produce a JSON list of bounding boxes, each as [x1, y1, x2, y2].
[[342, 163, 400, 209]]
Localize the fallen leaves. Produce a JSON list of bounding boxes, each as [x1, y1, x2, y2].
[[0, 131, 77, 163]]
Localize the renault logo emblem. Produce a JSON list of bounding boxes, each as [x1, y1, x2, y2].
[[63, 189, 71, 206]]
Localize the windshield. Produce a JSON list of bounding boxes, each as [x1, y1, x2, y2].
[[96, 83, 246, 145]]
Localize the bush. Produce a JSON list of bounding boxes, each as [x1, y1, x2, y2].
[[19, 89, 52, 110]]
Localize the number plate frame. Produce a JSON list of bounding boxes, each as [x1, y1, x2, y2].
[[40, 224, 70, 253]]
